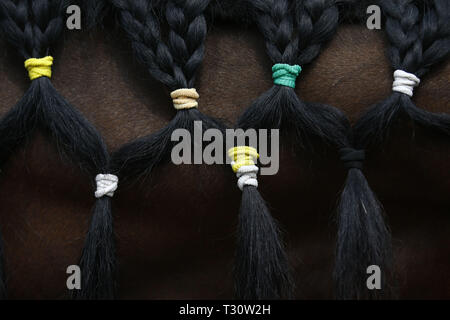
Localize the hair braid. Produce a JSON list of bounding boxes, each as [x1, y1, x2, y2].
[[354, 0, 450, 148], [385, 0, 423, 75], [253, 0, 298, 64], [295, 0, 339, 65], [295, 0, 393, 300], [239, 0, 394, 300], [238, 0, 347, 148], [337, 0, 450, 299], [110, 0, 224, 182], [231, 0, 346, 300], [113, 0, 176, 87], [222, 0, 297, 300], [421, 0, 450, 70], [0, 0, 116, 299], [165, 0, 208, 87]]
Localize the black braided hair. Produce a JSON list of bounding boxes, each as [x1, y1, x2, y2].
[[0, 0, 116, 299], [241, 0, 393, 299], [231, 0, 343, 300], [221, 0, 298, 300], [354, 0, 450, 147], [294, 0, 393, 300], [229, 151, 294, 299], [79, 0, 253, 28], [336, 0, 450, 299], [74, 0, 110, 29], [334, 142, 393, 300], [336, 0, 378, 23], [109, 0, 224, 182], [239, 0, 347, 149]]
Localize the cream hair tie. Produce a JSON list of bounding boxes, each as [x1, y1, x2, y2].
[[170, 88, 199, 110]]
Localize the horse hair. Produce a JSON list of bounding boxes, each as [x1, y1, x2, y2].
[[0, 0, 447, 300], [108, 0, 224, 184], [79, 0, 374, 27], [336, 0, 381, 23], [296, 0, 393, 300], [241, 0, 394, 299], [108, 0, 296, 299], [79, 0, 254, 28], [336, 0, 450, 299], [74, 0, 111, 29], [241, 0, 346, 148], [354, 0, 450, 148], [235, 186, 293, 299], [229, 0, 302, 299], [0, 0, 116, 299]]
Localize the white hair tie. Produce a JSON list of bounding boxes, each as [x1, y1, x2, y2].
[[235, 164, 259, 191], [95, 174, 118, 198], [392, 70, 420, 97], [228, 146, 260, 191]]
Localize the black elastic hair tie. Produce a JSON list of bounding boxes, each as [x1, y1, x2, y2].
[[339, 148, 365, 170]]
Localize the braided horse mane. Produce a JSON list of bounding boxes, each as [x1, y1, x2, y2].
[[0, 0, 448, 299]]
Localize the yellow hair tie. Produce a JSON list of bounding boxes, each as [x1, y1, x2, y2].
[[24, 56, 53, 80], [228, 146, 259, 173], [170, 88, 199, 110]]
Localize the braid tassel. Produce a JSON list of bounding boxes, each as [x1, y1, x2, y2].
[[228, 146, 293, 299]]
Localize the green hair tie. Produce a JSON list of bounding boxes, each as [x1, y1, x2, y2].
[[272, 63, 302, 88]]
